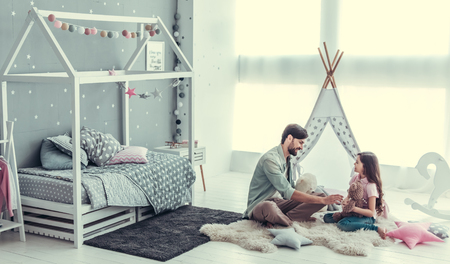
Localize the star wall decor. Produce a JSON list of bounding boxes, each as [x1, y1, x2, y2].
[[125, 87, 136, 98], [139, 94, 151, 99], [151, 88, 163, 99]]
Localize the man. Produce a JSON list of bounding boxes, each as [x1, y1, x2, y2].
[[243, 124, 343, 227]]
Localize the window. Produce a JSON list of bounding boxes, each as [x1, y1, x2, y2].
[[235, 0, 321, 56], [340, 0, 450, 56]]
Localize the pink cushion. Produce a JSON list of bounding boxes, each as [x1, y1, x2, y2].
[[106, 146, 148, 165], [386, 221, 444, 249]]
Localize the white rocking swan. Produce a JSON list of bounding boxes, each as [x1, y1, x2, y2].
[[404, 152, 450, 220]]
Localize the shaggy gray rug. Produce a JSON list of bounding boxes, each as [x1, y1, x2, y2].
[[84, 205, 242, 261], [200, 212, 398, 256]]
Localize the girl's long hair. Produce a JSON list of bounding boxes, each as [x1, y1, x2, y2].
[[358, 152, 384, 216]]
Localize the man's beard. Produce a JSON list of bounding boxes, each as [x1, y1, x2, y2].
[[288, 142, 300, 156]]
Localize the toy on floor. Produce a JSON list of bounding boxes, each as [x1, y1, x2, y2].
[[295, 173, 317, 194], [404, 152, 450, 220], [295, 173, 327, 212], [332, 180, 364, 222]]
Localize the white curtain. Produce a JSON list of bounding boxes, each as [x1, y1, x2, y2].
[[233, 0, 450, 192]]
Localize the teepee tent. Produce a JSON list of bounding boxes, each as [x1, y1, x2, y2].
[[292, 43, 360, 179]]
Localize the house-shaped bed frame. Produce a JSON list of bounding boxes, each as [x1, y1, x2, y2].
[[0, 7, 195, 248]]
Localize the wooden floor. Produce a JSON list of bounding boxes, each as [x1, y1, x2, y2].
[[1, 171, 449, 264]]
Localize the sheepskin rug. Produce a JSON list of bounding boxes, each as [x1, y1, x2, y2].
[[200, 212, 397, 256]]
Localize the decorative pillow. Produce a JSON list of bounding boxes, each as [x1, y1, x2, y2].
[[386, 222, 444, 249], [40, 139, 87, 170], [408, 221, 449, 239], [47, 134, 89, 166], [106, 146, 148, 165], [268, 228, 312, 250], [79, 126, 123, 166]]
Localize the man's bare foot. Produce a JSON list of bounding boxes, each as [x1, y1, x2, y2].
[[377, 227, 386, 239]]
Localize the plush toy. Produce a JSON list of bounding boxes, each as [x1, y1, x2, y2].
[[295, 173, 317, 194], [332, 180, 364, 222], [295, 173, 327, 212]]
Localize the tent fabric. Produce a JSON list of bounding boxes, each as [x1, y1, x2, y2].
[[290, 88, 360, 182]]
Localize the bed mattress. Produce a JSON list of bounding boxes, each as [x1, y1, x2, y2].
[[18, 173, 90, 204]]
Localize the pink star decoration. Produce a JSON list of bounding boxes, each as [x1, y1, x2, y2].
[[386, 221, 443, 249], [125, 87, 136, 98], [108, 69, 116, 76]]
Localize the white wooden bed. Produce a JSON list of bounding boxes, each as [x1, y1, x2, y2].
[[0, 7, 195, 248]]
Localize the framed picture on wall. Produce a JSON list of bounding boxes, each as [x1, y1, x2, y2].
[[146, 41, 165, 71]]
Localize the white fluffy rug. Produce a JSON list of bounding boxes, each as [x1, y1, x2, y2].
[[200, 212, 397, 256]]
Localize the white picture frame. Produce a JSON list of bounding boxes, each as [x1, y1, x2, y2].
[[146, 41, 165, 71]]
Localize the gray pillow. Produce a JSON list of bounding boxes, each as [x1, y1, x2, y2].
[[269, 228, 312, 249], [409, 221, 449, 239], [47, 134, 89, 166], [40, 139, 86, 170], [79, 126, 123, 166]]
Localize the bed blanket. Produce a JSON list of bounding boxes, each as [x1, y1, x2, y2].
[[18, 167, 149, 209], [88, 151, 196, 214]]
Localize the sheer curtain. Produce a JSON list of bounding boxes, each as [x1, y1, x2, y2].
[[233, 0, 450, 190]]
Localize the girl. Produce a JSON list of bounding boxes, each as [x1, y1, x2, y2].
[[323, 152, 388, 239]]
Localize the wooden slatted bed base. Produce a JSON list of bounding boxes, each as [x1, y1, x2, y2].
[[20, 196, 154, 242]]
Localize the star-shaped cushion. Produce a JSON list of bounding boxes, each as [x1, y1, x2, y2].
[[268, 228, 312, 250], [386, 222, 444, 249]]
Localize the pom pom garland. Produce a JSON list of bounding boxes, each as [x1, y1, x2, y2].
[[54, 20, 62, 28], [78, 26, 85, 34], [48, 14, 55, 22], [155, 28, 161, 35], [61, 23, 69, 30], [46, 14, 145, 40], [174, 13, 181, 20], [173, 31, 180, 37], [149, 30, 156, 37]]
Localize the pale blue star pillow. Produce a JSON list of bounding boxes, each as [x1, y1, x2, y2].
[[268, 228, 312, 250]]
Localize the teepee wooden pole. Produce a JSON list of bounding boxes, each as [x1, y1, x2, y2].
[[319, 42, 343, 89]]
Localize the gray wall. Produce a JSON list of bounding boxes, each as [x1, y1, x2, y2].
[[0, 0, 195, 168]]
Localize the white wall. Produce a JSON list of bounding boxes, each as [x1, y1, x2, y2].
[[193, 0, 237, 177]]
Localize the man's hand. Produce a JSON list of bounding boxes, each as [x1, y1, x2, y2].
[[323, 194, 343, 205]]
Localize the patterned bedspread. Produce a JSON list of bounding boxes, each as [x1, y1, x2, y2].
[[18, 151, 196, 213]]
